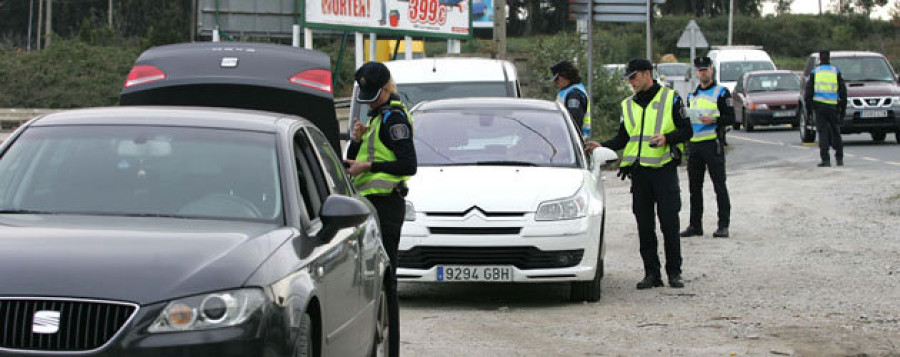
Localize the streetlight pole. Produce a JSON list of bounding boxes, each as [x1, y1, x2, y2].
[[27, 0, 34, 51], [108, 0, 113, 28], [727, 0, 733, 45], [45, 0, 52, 48]]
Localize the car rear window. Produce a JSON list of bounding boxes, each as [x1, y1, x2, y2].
[[412, 109, 578, 167], [0, 125, 282, 222]]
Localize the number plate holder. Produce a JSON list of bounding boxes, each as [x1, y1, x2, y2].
[[860, 110, 888, 118], [437, 265, 513, 282]]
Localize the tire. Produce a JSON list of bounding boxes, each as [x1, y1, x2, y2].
[[371, 281, 396, 357], [800, 110, 816, 143], [896, 132, 900, 144], [871, 132, 887, 142], [295, 313, 314, 357], [732, 120, 741, 130], [744, 109, 755, 132], [570, 212, 604, 302]]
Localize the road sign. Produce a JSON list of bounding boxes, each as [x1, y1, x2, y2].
[[593, 14, 646, 22], [677, 20, 708, 48]]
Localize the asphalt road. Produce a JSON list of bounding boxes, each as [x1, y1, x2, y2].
[[725, 125, 900, 171]]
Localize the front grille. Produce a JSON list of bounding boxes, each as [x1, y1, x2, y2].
[[428, 227, 521, 235], [0, 298, 137, 352], [399, 246, 584, 269]]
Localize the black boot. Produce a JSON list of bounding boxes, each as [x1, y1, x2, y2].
[[713, 227, 729, 238], [636, 276, 664, 290], [668, 275, 685, 288], [680, 226, 703, 237]]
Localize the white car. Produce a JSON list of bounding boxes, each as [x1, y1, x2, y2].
[[397, 98, 618, 301]]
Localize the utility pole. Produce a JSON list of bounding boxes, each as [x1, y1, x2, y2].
[[27, 0, 34, 51], [727, 0, 733, 45], [45, 0, 52, 48], [37, 0, 43, 49], [645, 0, 651, 60], [108, 0, 113, 28], [493, 0, 506, 59]]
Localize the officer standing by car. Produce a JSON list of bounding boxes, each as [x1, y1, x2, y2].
[[345, 61, 417, 357], [805, 49, 847, 167], [551, 60, 592, 140], [680, 56, 733, 239], [585, 58, 693, 289]]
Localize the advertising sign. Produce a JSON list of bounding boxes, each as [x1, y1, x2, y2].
[[306, 0, 472, 39], [472, 0, 493, 28]]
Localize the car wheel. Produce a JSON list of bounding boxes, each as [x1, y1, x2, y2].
[[744, 109, 754, 132], [871, 132, 886, 142], [371, 282, 395, 357], [896, 131, 900, 144], [295, 312, 314, 357], [800, 110, 816, 143]]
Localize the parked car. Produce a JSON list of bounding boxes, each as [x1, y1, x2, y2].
[[348, 57, 521, 138], [732, 70, 803, 131], [707, 46, 777, 92], [0, 106, 392, 356], [799, 51, 900, 143], [396, 97, 619, 302]]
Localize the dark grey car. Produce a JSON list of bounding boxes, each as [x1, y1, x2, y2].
[[0, 107, 393, 356]]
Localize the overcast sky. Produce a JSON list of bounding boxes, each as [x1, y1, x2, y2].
[[762, 0, 897, 19]]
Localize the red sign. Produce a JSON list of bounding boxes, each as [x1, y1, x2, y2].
[[408, 0, 448, 25]]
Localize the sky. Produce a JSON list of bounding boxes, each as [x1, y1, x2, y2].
[[761, 0, 898, 19]]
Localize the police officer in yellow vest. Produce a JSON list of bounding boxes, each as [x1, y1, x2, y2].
[[345, 61, 416, 357], [585, 58, 693, 289], [680, 56, 734, 239], [551, 60, 592, 140], [804, 49, 847, 167]]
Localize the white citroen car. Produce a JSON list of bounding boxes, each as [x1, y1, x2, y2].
[[398, 98, 618, 301]]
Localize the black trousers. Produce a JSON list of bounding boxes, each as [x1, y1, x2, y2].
[[814, 105, 843, 162], [686, 140, 731, 229], [366, 192, 405, 357], [630, 163, 682, 278]]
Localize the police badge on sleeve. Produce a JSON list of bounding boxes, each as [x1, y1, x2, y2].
[[389, 124, 410, 140]]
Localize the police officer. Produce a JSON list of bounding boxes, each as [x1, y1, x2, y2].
[[680, 56, 733, 239], [805, 49, 847, 167], [345, 61, 416, 357], [551, 60, 592, 140], [585, 58, 693, 289]]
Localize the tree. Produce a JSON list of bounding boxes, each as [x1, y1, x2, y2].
[[660, 0, 763, 17], [773, 0, 793, 14]]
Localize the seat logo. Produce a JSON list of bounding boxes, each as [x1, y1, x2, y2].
[[32, 310, 61, 334]]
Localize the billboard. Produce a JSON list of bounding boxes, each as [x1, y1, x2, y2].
[[472, 0, 493, 28], [305, 0, 472, 39]]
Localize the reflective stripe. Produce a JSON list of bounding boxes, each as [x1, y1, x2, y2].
[[355, 179, 400, 193], [619, 87, 678, 168], [625, 98, 636, 128], [621, 152, 672, 165], [629, 135, 655, 142], [692, 129, 717, 138], [813, 65, 839, 105], [653, 88, 671, 136]]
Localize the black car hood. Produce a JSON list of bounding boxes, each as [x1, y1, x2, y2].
[[0, 215, 293, 305]]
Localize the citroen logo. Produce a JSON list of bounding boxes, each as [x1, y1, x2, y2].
[[32, 310, 61, 334]]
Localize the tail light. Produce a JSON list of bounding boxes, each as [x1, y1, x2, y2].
[[289, 69, 332, 93], [124, 65, 167, 88]]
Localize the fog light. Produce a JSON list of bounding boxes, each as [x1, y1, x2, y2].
[[556, 254, 572, 267]]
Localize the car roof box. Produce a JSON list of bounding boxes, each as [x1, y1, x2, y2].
[[119, 42, 340, 152]]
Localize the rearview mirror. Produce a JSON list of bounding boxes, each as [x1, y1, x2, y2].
[[316, 195, 371, 243], [590, 147, 619, 169]]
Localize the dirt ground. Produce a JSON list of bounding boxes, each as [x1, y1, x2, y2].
[[396, 157, 900, 356]]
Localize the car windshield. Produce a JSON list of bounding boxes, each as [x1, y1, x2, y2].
[[657, 64, 689, 77], [720, 61, 776, 82], [832, 56, 895, 82], [413, 108, 578, 167], [354, 82, 510, 121], [0, 125, 282, 222], [746, 73, 801, 92]]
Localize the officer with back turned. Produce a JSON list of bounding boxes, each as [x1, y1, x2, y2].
[[586, 58, 693, 289], [680, 56, 733, 239], [550, 60, 592, 141]]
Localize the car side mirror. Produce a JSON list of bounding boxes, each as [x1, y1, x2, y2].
[[316, 195, 371, 243], [590, 147, 619, 170]]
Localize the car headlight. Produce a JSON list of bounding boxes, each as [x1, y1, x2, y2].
[[148, 288, 265, 333], [404, 200, 416, 221], [535, 185, 588, 221]]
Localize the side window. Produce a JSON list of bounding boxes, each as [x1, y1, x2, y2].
[[305, 127, 352, 196], [734, 76, 744, 93], [293, 131, 329, 219]]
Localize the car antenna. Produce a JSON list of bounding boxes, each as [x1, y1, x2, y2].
[[432, 58, 437, 73]]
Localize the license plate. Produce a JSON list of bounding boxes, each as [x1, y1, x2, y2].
[[437, 265, 513, 282], [860, 110, 888, 118], [773, 110, 794, 118]]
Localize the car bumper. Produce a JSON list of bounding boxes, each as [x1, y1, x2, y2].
[[397, 213, 603, 283], [746, 109, 799, 125], [841, 109, 900, 133]]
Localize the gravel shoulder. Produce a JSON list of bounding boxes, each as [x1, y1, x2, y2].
[[398, 158, 900, 356]]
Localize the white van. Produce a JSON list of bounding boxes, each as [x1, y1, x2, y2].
[[348, 57, 521, 130], [706, 46, 777, 91]]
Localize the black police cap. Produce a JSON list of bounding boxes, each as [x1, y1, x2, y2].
[[694, 56, 712, 69], [355, 62, 391, 103], [550, 60, 576, 80], [623, 58, 653, 79]]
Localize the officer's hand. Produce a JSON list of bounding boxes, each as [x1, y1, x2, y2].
[[700, 116, 715, 124], [343, 160, 371, 176], [650, 134, 667, 147], [352, 119, 369, 142], [585, 141, 602, 151]]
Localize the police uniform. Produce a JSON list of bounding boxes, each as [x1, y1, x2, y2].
[[804, 50, 848, 167], [550, 60, 592, 140], [600, 58, 693, 289], [346, 61, 416, 357], [681, 56, 734, 238]]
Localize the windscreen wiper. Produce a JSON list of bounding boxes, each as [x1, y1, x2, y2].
[[474, 160, 537, 166]]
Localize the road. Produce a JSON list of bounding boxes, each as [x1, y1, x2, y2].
[[398, 125, 900, 356]]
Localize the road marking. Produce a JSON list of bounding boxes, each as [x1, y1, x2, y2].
[[729, 135, 782, 145], [887, 162, 900, 166], [862, 156, 879, 162], [844, 153, 856, 157], [801, 142, 817, 147]]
